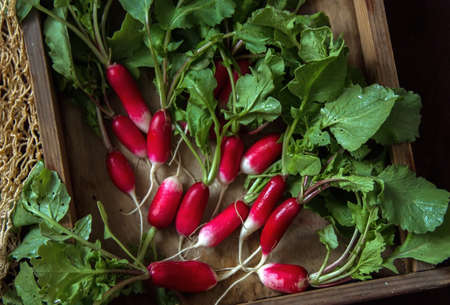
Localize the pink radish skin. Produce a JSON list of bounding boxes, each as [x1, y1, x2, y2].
[[240, 175, 286, 240], [147, 110, 172, 165], [148, 176, 183, 229], [106, 150, 135, 194], [260, 198, 301, 256], [218, 60, 251, 107], [241, 134, 283, 175], [198, 201, 249, 247], [214, 61, 228, 97], [218, 136, 245, 185], [106, 63, 151, 133], [175, 182, 210, 237], [257, 263, 309, 294], [112, 115, 147, 158], [148, 260, 217, 292]]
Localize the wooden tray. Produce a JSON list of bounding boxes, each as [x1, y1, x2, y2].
[[21, 0, 450, 304]]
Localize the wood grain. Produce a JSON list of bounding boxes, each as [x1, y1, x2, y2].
[[240, 266, 450, 305], [22, 10, 76, 228]]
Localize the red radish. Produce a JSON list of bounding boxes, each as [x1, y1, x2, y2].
[[106, 63, 151, 133], [176, 182, 210, 237], [260, 198, 301, 256], [218, 136, 245, 185], [106, 150, 135, 194], [106, 150, 144, 246], [165, 201, 249, 260], [112, 115, 147, 158], [214, 61, 228, 97], [239, 175, 286, 264], [257, 263, 309, 293], [241, 134, 283, 175], [148, 175, 183, 229], [147, 110, 172, 164], [198, 200, 249, 247], [218, 60, 251, 107], [148, 260, 217, 292]]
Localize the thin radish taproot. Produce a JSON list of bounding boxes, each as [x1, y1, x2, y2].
[[241, 134, 283, 175], [147, 175, 183, 229], [148, 260, 218, 292], [112, 115, 147, 158], [257, 263, 309, 293], [106, 63, 151, 133], [239, 175, 286, 266]]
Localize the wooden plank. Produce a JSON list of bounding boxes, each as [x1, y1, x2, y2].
[[240, 266, 450, 305], [353, 0, 431, 273], [22, 10, 76, 227]]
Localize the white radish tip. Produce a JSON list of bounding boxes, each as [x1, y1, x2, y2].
[[240, 157, 257, 175]]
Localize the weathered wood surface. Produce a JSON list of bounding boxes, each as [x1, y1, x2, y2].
[[22, 10, 76, 228]]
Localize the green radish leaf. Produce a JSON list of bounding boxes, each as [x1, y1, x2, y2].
[[379, 165, 450, 234], [286, 152, 321, 176], [10, 227, 49, 260], [14, 262, 42, 305], [118, 0, 153, 24], [318, 224, 338, 250], [43, 8, 79, 86], [325, 198, 354, 227], [351, 230, 385, 280], [15, 0, 39, 21], [372, 89, 422, 145], [73, 214, 92, 240], [321, 84, 398, 151], [155, 0, 235, 30], [109, 14, 147, 60], [2, 288, 24, 305], [385, 208, 450, 265]]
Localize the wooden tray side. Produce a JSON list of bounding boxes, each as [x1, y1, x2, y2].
[[22, 10, 76, 227], [239, 266, 450, 305]]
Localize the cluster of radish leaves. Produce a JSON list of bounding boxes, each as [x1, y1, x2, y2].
[[235, 4, 450, 286], [7, 0, 450, 303], [4, 162, 180, 305]]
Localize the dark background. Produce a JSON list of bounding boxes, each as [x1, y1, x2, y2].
[[356, 1, 450, 304]]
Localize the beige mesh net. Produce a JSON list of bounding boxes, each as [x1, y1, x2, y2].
[[0, 0, 42, 287]]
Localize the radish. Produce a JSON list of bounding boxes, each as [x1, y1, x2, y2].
[[214, 61, 228, 97], [106, 150, 143, 246], [106, 63, 151, 133], [241, 134, 283, 175], [239, 175, 286, 265], [218, 60, 251, 108], [260, 198, 301, 257], [257, 263, 309, 293], [112, 115, 147, 158], [127, 109, 173, 214], [210, 136, 245, 218], [147, 109, 172, 165], [175, 182, 210, 237], [218, 136, 244, 185], [165, 201, 249, 260], [198, 200, 249, 247], [147, 175, 183, 229], [148, 260, 218, 292]]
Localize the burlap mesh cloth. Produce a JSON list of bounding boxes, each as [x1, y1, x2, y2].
[[0, 0, 42, 287]]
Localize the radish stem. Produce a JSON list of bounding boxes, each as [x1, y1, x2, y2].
[[34, 4, 109, 66], [124, 162, 159, 215], [322, 228, 359, 274], [137, 227, 157, 263], [93, 273, 149, 305]]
